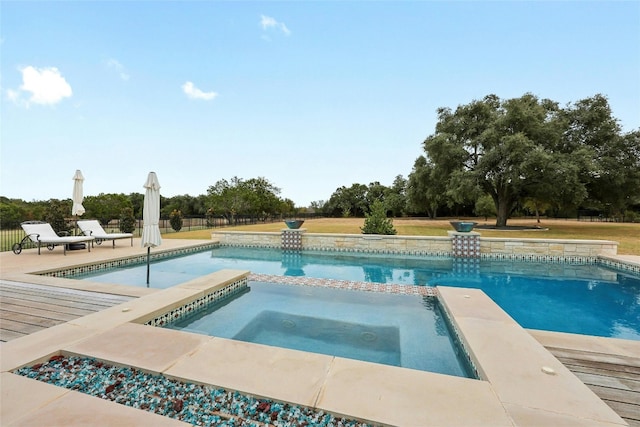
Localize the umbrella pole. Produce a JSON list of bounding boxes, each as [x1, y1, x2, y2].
[[146, 247, 150, 286]]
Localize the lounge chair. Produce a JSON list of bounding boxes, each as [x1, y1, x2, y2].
[[14, 221, 95, 255], [77, 219, 134, 248]]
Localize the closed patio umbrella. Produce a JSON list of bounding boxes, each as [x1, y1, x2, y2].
[[142, 171, 161, 285], [72, 170, 85, 236]]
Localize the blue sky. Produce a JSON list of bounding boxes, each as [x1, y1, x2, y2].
[[2, 1, 639, 207]]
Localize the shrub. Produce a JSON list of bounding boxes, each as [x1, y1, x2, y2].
[[361, 200, 396, 235], [119, 207, 136, 233], [45, 200, 70, 234], [624, 210, 639, 223], [170, 209, 183, 232]]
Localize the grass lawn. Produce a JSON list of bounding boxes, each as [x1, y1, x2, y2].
[[166, 217, 640, 255]]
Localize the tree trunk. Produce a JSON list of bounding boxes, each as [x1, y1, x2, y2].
[[495, 200, 510, 227], [428, 204, 438, 219]]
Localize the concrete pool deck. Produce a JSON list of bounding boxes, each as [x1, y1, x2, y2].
[[1, 239, 638, 426]]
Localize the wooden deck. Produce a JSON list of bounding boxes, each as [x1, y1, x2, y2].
[[0, 280, 135, 342], [545, 345, 640, 427]]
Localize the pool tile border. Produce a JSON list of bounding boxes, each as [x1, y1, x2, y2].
[[302, 246, 452, 257], [37, 243, 219, 278], [598, 257, 640, 274], [144, 276, 248, 327], [248, 273, 438, 296], [480, 253, 595, 264], [437, 298, 481, 380]]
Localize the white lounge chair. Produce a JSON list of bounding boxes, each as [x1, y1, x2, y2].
[[77, 219, 134, 248], [14, 221, 95, 255]]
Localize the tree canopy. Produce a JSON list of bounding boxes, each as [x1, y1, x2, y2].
[[207, 176, 294, 224], [413, 93, 640, 226], [324, 179, 407, 218]]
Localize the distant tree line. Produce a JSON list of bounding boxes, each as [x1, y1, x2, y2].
[[0, 176, 296, 230], [1, 93, 638, 229]]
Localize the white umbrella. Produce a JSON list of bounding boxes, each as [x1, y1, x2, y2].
[[72, 170, 85, 216], [72, 170, 85, 236], [142, 171, 161, 285]]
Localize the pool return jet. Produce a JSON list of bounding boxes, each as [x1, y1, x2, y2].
[[141, 172, 162, 286]]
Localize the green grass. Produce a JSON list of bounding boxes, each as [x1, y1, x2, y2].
[[165, 217, 640, 255]]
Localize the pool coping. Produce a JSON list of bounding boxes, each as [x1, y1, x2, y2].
[[1, 240, 637, 426]]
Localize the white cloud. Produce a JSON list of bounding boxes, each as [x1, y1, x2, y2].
[[260, 15, 291, 36], [6, 89, 20, 103], [13, 66, 72, 106], [182, 81, 217, 101], [106, 58, 130, 81]]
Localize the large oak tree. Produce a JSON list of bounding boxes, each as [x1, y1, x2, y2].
[[418, 93, 637, 226]]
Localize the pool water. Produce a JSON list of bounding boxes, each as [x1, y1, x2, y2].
[[77, 247, 640, 340], [166, 281, 474, 378]]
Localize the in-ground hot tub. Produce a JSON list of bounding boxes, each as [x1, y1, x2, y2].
[[165, 281, 475, 378]]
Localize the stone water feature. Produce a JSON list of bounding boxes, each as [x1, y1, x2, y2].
[[449, 221, 481, 258], [282, 220, 305, 251]]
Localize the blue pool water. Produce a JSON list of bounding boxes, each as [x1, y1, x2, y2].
[[166, 281, 474, 378], [77, 247, 640, 340]]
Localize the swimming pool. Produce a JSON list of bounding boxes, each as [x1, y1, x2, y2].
[[166, 281, 474, 378], [77, 247, 640, 340]]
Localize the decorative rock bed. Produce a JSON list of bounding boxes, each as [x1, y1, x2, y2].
[[15, 355, 374, 427]]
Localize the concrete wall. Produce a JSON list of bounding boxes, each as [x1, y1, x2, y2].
[[211, 230, 618, 259]]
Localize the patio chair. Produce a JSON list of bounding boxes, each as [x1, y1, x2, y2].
[[14, 221, 95, 255], [77, 219, 134, 248]]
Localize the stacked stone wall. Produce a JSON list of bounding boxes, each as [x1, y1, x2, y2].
[[212, 231, 618, 260]]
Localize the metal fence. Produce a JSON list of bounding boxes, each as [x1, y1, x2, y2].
[[0, 214, 320, 253]]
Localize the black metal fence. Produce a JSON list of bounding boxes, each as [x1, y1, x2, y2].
[[576, 209, 639, 222], [0, 214, 320, 253]]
